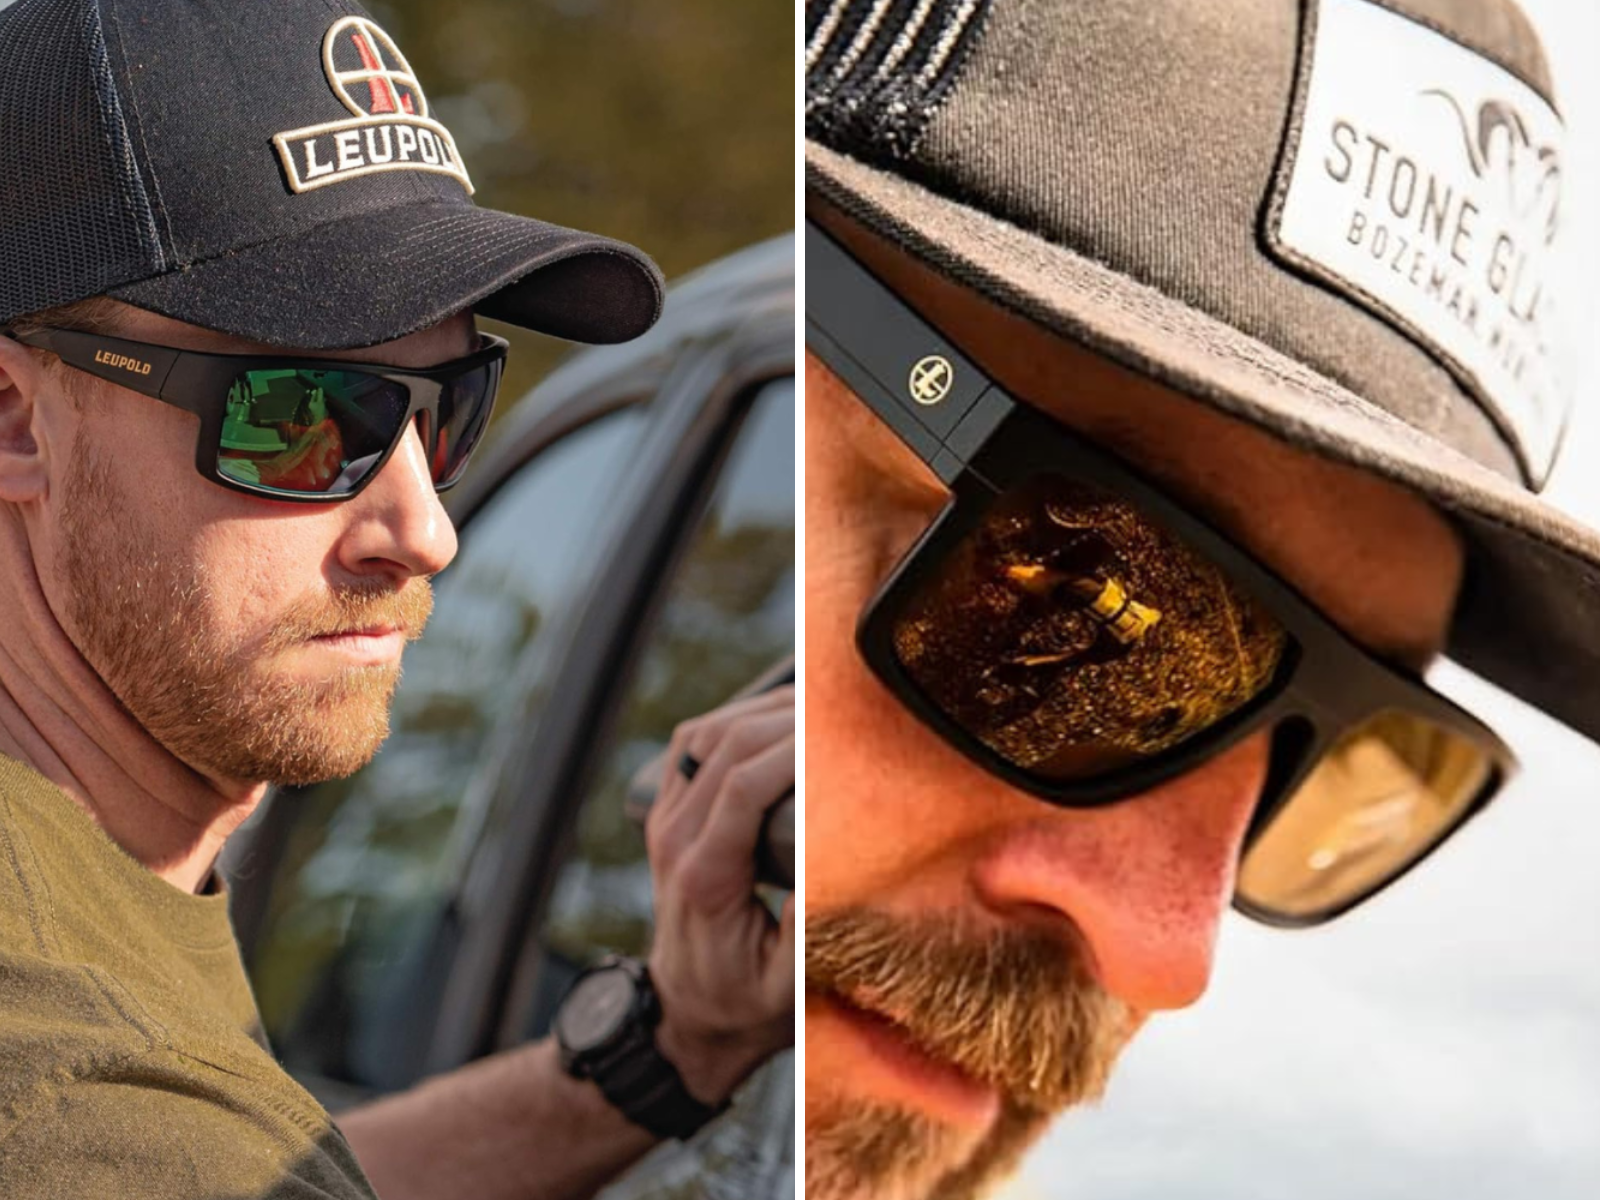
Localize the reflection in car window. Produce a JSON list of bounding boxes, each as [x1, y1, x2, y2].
[[247, 407, 649, 1093], [534, 377, 796, 1200]]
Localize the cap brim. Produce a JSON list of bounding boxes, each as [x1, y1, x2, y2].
[[809, 140, 1600, 747], [111, 202, 663, 351]]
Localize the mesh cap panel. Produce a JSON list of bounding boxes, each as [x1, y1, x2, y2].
[[0, 0, 165, 324]]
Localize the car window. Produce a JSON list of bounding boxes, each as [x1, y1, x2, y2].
[[246, 406, 650, 1095], [526, 377, 796, 1200]]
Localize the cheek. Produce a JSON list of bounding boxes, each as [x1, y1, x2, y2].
[[803, 656, 1019, 919], [60, 397, 210, 556], [82, 387, 203, 486], [805, 495, 1018, 914], [805, 389, 1006, 914], [187, 509, 350, 649], [72, 408, 344, 650]]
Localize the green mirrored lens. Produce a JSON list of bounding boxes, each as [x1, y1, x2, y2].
[[890, 473, 1289, 781], [217, 369, 409, 495]]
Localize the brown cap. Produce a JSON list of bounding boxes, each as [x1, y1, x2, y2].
[[806, 0, 1600, 745]]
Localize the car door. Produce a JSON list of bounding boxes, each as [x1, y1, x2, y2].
[[490, 373, 796, 1200]]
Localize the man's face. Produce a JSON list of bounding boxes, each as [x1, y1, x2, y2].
[[28, 305, 469, 789], [803, 223, 1466, 1200]]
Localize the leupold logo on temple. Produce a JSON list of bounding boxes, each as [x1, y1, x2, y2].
[[93, 350, 152, 375]]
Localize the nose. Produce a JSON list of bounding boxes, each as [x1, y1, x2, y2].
[[332, 417, 458, 583], [969, 734, 1270, 1012]]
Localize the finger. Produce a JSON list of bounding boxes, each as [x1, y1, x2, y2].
[[645, 786, 691, 872], [647, 738, 743, 868], [680, 687, 794, 764], [665, 709, 794, 855], [648, 726, 710, 839], [717, 680, 791, 714], [675, 734, 795, 910], [649, 687, 795, 871], [653, 686, 792, 823], [646, 739, 705, 868], [704, 737, 795, 866]]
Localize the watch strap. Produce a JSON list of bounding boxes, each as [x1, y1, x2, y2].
[[559, 958, 730, 1141], [587, 1021, 729, 1141]]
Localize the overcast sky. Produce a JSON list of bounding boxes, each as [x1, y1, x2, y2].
[[1002, 3, 1600, 1197]]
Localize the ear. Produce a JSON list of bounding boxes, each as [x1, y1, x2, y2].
[[0, 336, 51, 504]]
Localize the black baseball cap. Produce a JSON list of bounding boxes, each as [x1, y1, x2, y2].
[[0, 0, 664, 349]]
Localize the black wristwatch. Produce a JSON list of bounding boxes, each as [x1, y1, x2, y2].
[[553, 956, 728, 1141]]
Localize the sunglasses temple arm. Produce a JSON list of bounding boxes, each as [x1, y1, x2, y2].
[[15, 328, 185, 402], [803, 312, 938, 450], [804, 221, 1013, 486]]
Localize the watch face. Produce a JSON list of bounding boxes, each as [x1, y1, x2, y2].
[[557, 967, 637, 1053]]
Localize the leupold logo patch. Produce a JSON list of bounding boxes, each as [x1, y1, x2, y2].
[[273, 17, 473, 196], [1266, 0, 1573, 487]]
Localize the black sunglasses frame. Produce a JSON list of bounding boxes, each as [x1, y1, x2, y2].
[[805, 220, 1515, 927], [9, 326, 508, 503]]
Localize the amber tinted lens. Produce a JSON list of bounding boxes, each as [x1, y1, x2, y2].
[[1237, 711, 1493, 920], [889, 473, 1290, 782]]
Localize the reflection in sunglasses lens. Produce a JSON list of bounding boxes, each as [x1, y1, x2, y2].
[[890, 473, 1289, 782], [217, 369, 410, 495]]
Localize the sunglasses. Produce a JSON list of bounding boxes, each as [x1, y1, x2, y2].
[[9, 326, 507, 501], [805, 221, 1515, 928]]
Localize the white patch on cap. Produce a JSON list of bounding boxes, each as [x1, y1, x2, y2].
[[273, 16, 473, 196], [1268, 0, 1572, 487]]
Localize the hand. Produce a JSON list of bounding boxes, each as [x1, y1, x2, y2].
[[644, 684, 796, 1104]]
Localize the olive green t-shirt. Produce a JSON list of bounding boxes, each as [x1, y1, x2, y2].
[[0, 754, 378, 1199]]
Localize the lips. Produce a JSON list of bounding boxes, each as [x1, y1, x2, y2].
[[837, 992, 961, 1071], [304, 625, 409, 665], [814, 989, 1001, 1129]]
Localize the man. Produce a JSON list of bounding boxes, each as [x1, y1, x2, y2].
[[804, 0, 1592, 1196], [0, 2, 793, 1197]]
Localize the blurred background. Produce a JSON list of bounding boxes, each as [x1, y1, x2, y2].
[[364, 0, 792, 405], [1001, 2, 1600, 1198]]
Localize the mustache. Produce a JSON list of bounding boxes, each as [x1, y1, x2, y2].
[[262, 579, 435, 653], [806, 908, 1134, 1113]]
